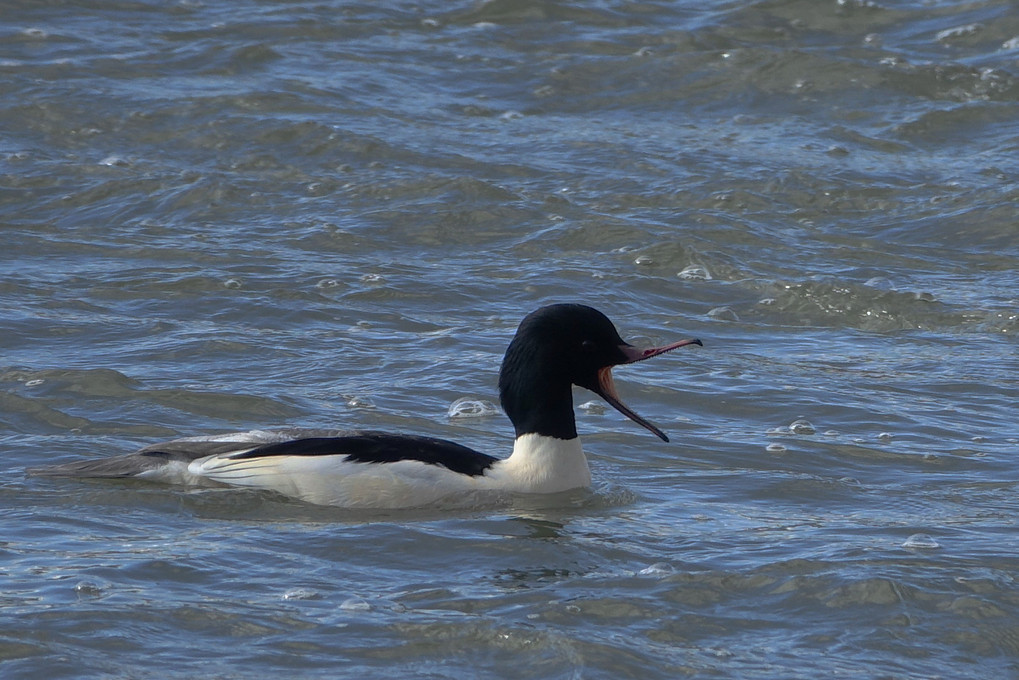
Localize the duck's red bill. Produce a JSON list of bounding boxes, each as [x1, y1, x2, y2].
[[595, 338, 702, 442]]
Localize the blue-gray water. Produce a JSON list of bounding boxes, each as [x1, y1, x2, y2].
[[2, 0, 1018, 677]]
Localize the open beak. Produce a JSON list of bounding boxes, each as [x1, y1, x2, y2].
[[594, 338, 702, 442]]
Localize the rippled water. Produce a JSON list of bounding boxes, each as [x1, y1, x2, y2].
[[3, 0, 1018, 677]]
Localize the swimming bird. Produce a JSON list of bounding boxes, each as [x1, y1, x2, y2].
[[30, 304, 701, 508]]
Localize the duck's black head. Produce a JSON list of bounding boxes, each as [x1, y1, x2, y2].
[[497, 304, 701, 441]]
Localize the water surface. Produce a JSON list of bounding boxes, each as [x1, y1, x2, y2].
[[2, 1, 1018, 678]]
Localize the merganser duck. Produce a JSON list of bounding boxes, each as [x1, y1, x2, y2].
[[30, 304, 701, 508]]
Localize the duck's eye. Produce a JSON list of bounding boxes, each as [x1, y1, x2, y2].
[[580, 339, 596, 352]]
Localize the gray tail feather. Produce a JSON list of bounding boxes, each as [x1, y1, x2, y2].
[[27, 440, 256, 478], [27, 453, 171, 478]]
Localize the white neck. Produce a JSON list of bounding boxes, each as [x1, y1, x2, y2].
[[484, 433, 591, 493]]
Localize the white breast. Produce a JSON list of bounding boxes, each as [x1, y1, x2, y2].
[[480, 434, 591, 494]]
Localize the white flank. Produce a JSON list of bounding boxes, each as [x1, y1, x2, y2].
[[186, 433, 591, 508], [189, 454, 476, 508]]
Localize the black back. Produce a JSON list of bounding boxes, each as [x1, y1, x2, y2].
[[231, 432, 498, 477]]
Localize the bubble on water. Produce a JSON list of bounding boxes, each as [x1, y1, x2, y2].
[[823, 430, 839, 437], [99, 154, 130, 167], [447, 397, 499, 419], [971, 435, 987, 443], [633, 46, 654, 57], [789, 419, 816, 435], [21, 27, 48, 38], [360, 273, 384, 284], [316, 278, 340, 288], [346, 396, 375, 409], [340, 597, 371, 611], [24, 379, 44, 387], [420, 17, 440, 28], [223, 278, 242, 289], [638, 562, 675, 576], [633, 254, 654, 266], [766, 443, 787, 453], [758, 298, 776, 306], [864, 276, 894, 290], [578, 400, 606, 415], [877, 432, 893, 441], [902, 533, 940, 550], [74, 581, 105, 598], [500, 110, 523, 121], [282, 588, 320, 601], [677, 265, 711, 280], [708, 306, 739, 321]]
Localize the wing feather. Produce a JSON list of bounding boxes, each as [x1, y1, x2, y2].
[[31, 428, 500, 507], [28, 428, 352, 479]]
